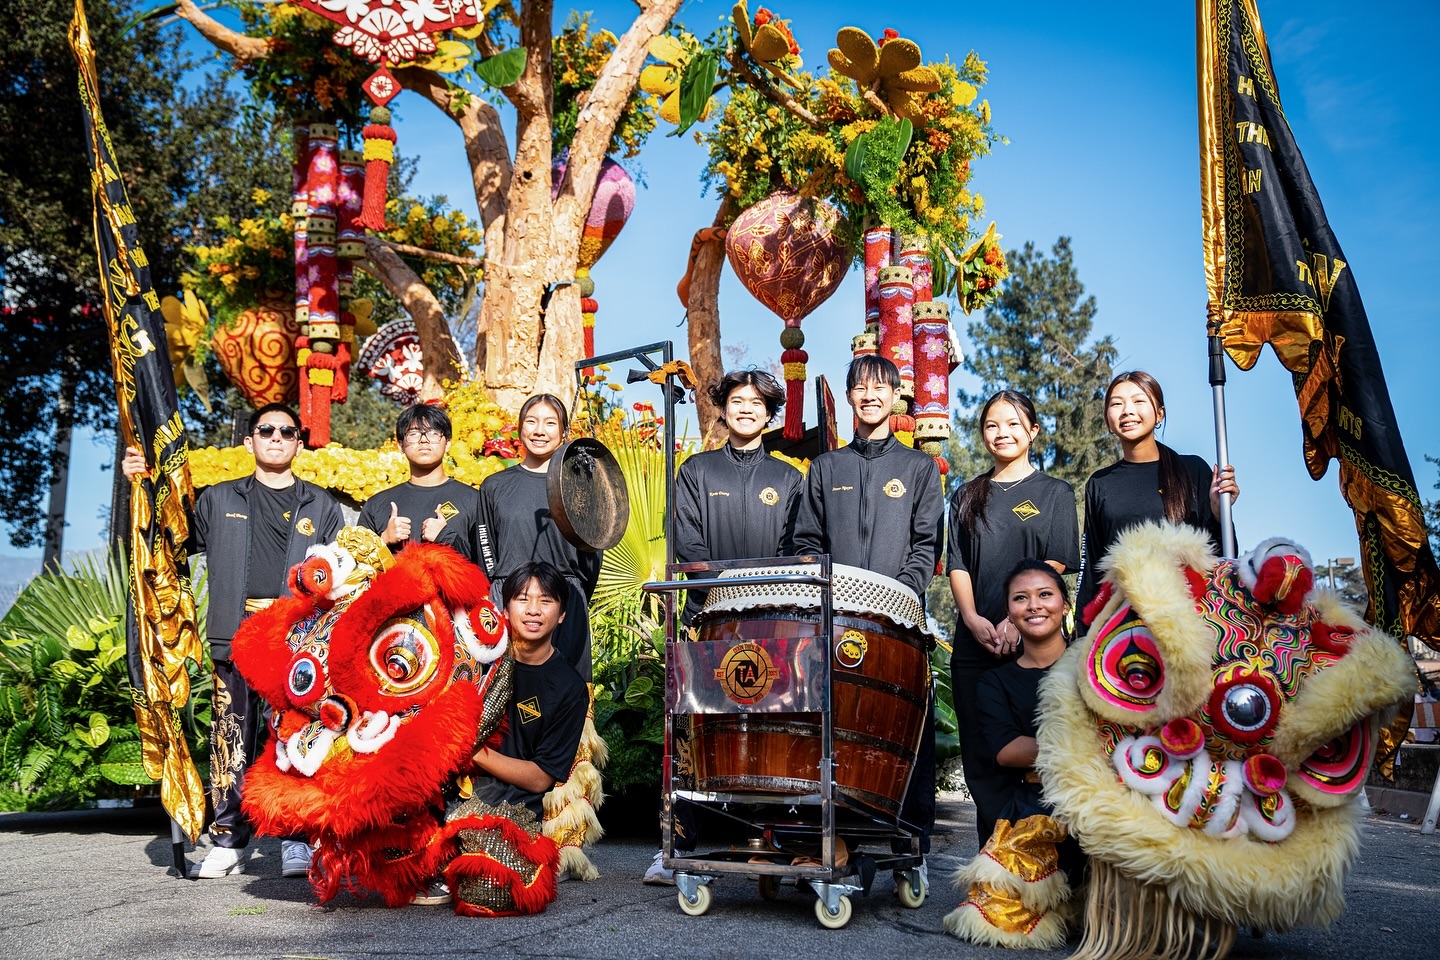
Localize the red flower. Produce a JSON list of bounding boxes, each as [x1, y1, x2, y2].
[[984, 247, 1001, 265], [755, 8, 773, 26], [879, 28, 899, 46]]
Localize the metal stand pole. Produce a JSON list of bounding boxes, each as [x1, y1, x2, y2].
[[1208, 334, 1236, 558], [170, 816, 189, 879]]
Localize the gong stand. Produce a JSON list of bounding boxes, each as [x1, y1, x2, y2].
[[572, 340, 681, 568]]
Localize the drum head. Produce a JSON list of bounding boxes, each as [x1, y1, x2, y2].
[[545, 438, 630, 552]]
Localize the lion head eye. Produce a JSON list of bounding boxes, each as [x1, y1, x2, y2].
[[1088, 605, 1166, 712], [369, 613, 442, 697], [287, 652, 324, 705]]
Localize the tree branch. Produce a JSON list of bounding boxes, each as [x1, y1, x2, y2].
[[378, 240, 483, 268], [175, 0, 269, 61], [360, 237, 462, 397], [727, 50, 823, 128]]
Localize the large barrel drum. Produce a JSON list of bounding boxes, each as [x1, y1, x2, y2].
[[688, 564, 931, 817]]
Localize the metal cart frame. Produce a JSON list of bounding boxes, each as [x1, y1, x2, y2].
[[642, 555, 927, 928]]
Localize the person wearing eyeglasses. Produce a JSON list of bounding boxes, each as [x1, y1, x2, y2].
[[357, 404, 480, 561], [121, 402, 342, 879]]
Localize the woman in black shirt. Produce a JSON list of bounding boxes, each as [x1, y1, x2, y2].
[[476, 394, 602, 680], [1076, 371, 1239, 622], [946, 390, 1079, 845], [945, 560, 1083, 948]]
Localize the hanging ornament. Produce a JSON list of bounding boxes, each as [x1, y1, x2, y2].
[[725, 190, 848, 440], [212, 294, 302, 408], [291, 2, 483, 65], [552, 155, 635, 365], [359, 319, 426, 406], [296, 120, 350, 448]]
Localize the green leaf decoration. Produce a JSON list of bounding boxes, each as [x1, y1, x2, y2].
[[474, 47, 528, 88], [624, 674, 655, 708], [50, 659, 83, 680], [2, 723, 33, 777], [673, 48, 719, 136], [87, 713, 110, 748], [36, 684, 64, 742], [18, 744, 57, 791], [844, 134, 868, 186], [0, 686, 23, 723], [99, 740, 153, 784], [66, 625, 95, 651]]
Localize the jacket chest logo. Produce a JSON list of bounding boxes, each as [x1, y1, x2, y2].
[[1011, 500, 1041, 522], [883, 478, 907, 499], [436, 501, 459, 521], [283, 510, 292, 521], [517, 697, 542, 724], [296, 517, 315, 535], [758, 486, 779, 506]]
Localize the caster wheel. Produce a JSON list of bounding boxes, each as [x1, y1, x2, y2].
[[897, 875, 926, 909], [758, 875, 781, 901], [678, 884, 712, 916], [815, 894, 853, 929]]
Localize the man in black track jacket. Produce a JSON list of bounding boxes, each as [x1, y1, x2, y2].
[[791, 355, 944, 885], [124, 403, 342, 879], [673, 369, 804, 624]]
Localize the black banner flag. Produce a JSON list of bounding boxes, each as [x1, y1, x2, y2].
[[69, 0, 206, 840], [1198, 0, 1440, 650]]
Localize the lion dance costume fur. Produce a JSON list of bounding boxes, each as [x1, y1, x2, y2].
[[1017, 522, 1414, 959], [232, 528, 565, 915]]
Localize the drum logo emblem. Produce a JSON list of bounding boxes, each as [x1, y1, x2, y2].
[[835, 630, 868, 668], [758, 486, 780, 506], [715, 642, 778, 705], [883, 478, 906, 499]]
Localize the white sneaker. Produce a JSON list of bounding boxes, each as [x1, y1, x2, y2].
[[642, 849, 674, 885], [281, 840, 313, 878], [190, 846, 247, 878]]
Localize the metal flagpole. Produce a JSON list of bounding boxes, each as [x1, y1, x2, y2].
[[170, 817, 190, 879], [1208, 333, 1236, 558]]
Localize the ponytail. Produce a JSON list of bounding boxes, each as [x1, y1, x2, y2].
[[1156, 442, 1195, 524], [957, 467, 997, 535]]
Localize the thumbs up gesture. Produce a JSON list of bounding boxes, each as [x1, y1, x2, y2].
[[384, 501, 411, 545], [421, 505, 448, 543]]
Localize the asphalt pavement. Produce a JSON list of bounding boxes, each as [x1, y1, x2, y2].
[[3, 793, 1438, 960]]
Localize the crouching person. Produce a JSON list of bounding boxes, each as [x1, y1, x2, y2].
[[439, 562, 588, 915]]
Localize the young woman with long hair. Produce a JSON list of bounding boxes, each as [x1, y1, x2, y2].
[[946, 390, 1079, 845], [1075, 371, 1239, 622], [476, 394, 602, 680]]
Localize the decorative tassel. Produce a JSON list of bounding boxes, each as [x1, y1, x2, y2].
[[356, 105, 395, 231], [580, 294, 598, 367], [780, 325, 806, 441]]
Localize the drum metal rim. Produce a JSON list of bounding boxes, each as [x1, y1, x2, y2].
[[691, 716, 919, 762], [691, 774, 901, 816]]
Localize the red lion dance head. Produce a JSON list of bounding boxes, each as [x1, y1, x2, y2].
[[232, 528, 559, 914]]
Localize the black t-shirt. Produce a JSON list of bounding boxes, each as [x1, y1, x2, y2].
[[975, 659, 1049, 807], [1077, 454, 1223, 616], [475, 465, 602, 593], [945, 472, 1080, 665], [246, 481, 298, 599], [471, 649, 587, 817], [358, 478, 480, 561]]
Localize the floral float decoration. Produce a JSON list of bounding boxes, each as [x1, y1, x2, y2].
[[724, 190, 848, 440], [211, 293, 304, 409], [160, 291, 211, 409]]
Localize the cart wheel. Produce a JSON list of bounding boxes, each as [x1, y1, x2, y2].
[[678, 884, 713, 917], [896, 875, 926, 909], [758, 875, 781, 901], [815, 894, 853, 929]]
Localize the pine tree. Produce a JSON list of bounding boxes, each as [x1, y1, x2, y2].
[[950, 237, 1119, 495]]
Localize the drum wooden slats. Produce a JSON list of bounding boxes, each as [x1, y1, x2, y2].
[[690, 611, 928, 816]]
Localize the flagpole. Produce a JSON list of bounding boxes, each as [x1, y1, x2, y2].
[[1208, 332, 1236, 557]]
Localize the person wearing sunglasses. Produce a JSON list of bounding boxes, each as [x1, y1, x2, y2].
[[122, 402, 342, 880], [357, 403, 480, 561]]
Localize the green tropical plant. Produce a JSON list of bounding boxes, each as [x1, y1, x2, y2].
[[0, 550, 210, 811]]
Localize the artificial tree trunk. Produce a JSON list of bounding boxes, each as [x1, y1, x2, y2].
[[686, 200, 733, 450]]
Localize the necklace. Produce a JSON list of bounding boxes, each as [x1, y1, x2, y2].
[[991, 469, 1035, 491]]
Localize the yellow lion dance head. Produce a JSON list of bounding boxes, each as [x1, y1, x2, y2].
[[1037, 522, 1415, 958]]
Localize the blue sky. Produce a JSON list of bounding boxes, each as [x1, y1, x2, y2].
[[22, 0, 1440, 573]]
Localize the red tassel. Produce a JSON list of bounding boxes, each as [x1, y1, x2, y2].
[[780, 347, 807, 441], [356, 107, 395, 231]]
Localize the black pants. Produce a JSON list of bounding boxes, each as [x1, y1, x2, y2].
[[951, 657, 1014, 846], [208, 657, 263, 849], [898, 689, 937, 855]]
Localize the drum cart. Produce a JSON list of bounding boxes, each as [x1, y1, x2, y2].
[[642, 555, 928, 929]]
